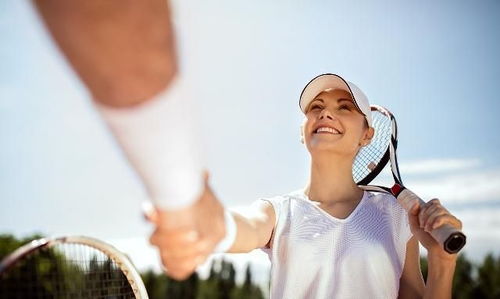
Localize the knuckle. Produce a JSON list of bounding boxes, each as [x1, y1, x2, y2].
[[429, 198, 440, 205], [434, 214, 444, 221]]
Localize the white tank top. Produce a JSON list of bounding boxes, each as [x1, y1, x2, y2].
[[260, 190, 412, 299]]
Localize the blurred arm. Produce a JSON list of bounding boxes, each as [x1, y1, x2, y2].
[[33, 0, 177, 106]]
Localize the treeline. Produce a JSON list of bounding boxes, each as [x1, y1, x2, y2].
[[1, 234, 500, 298], [142, 259, 265, 299], [421, 253, 500, 299], [0, 234, 265, 299]]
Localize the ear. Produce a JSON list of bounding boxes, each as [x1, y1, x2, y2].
[[359, 127, 374, 147]]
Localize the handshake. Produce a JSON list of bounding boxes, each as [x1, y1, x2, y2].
[[144, 172, 232, 281]]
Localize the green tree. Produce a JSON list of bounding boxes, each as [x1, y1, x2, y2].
[[230, 264, 265, 299], [452, 253, 475, 299], [142, 269, 169, 299], [197, 260, 221, 299], [217, 258, 236, 299], [471, 253, 500, 299]]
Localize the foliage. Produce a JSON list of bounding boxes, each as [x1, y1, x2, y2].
[[143, 259, 265, 299], [2, 234, 500, 298]]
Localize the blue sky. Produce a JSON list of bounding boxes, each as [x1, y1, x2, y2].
[[1, 0, 500, 287]]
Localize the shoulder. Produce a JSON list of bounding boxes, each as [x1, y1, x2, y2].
[[365, 190, 399, 207], [256, 189, 306, 217], [364, 190, 408, 217], [365, 190, 413, 242], [259, 189, 305, 206]]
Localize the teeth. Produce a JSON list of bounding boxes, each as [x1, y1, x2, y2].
[[316, 127, 340, 134]]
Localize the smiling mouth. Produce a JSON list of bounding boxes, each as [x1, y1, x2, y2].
[[314, 127, 342, 135]]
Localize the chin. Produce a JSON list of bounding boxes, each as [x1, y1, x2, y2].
[[307, 143, 342, 155], [306, 138, 355, 157]]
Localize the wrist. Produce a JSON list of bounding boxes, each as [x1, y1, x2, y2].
[[427, 250, 458, 265]]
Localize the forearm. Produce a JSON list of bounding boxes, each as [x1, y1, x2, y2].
[[423, 255, 456, 299], [96, 77, 203, 210], [34, 0, 177, 106]]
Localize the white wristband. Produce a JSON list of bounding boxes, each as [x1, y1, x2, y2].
[[213, 210, 237, 253], [95, 76, 204, 210]]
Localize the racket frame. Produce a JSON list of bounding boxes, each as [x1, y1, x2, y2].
[[0, 235, 149, 299], [357, 105, 466, 254]]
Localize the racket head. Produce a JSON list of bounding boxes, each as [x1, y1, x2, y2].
[[0, 235, 148, 299], [355, 107, 467, 254], [354, 105, 400, 185]]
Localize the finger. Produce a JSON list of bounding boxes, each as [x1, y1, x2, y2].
[[420, 202, 441, 229], [161, 255, 202, 280], [161, 255, 196, 272], [424, 210, 448, 232], [195, 237, 217, 256], [158, 240, 209, 260], [428, 198, 441, 205], [160, 261, 194, 281], [431, 214, 462, 230], [418, 202, 433, 228], [418, 199, 441, 228], [149, 228, 199, 248], [164, 267, 196, 281], [142, 201, 158, 223]]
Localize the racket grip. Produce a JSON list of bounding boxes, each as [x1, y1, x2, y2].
[[396, 187, 466, 254]]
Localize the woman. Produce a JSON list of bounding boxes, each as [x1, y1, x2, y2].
[[225, 74, 462, 298]]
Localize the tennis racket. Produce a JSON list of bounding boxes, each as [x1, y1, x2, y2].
[[0, 235, 149, 298], [353, 105, 466, 254]]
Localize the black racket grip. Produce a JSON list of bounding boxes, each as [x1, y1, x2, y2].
[[394, 186, 466, 254]]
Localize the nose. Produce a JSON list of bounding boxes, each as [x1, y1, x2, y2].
[[319, 108, 334, 121]]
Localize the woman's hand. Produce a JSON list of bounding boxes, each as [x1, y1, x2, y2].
[[408, 199, 463, 262], [145, 172, 226, 280]]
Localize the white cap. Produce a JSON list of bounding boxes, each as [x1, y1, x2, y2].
[[299, 73, 372, 127]]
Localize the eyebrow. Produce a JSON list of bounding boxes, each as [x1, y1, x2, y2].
[[310, 98, 324, 104], [337, 98, 354, 104], [312, 97, 353, 105]]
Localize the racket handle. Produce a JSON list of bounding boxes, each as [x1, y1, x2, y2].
[[395, 187, 466, 254]]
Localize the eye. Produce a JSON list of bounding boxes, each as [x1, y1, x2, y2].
[[309, 104, 322, 111], [339, 104, 352, 111]]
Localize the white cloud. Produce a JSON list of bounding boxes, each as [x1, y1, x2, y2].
[[365, 158, 500, 205], [399, 158, 481, 174], [406, 168, 500, 205]]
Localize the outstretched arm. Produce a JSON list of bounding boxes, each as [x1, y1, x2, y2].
[[147, 180, 276, 280], [34, 0, 204, 210], [33, 0, 176, 106]]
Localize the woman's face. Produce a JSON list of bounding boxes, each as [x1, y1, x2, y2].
[[302, 89, 373, 158]]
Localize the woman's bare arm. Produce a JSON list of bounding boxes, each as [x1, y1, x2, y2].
[[227, 200, 276, 253], [398, 237, 425, 299]]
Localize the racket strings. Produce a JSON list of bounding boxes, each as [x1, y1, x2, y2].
[[0, 243, 136, 298], [353, 110, 393, 183]]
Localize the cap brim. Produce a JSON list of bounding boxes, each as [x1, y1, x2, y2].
[[299, 73, 364, 115]]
